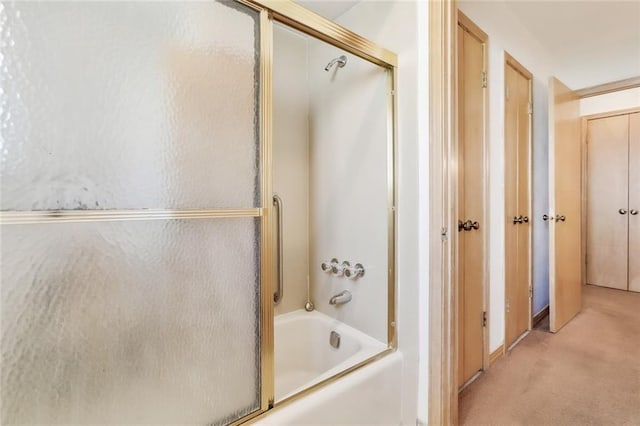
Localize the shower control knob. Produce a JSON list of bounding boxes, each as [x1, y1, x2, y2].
[[344, 263, 365, 279], [322, 258, 339, 273], [335, 261, 350, 276]]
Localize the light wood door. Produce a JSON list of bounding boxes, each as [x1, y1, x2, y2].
[[586, 114, 629, 290], [504, 65, 519, 348], [629, 113, 640, 292], [457, 23, 485, 387], [515, 65, 531, 341], [548, 77, 582, 332], [504, 61, 531, 349]]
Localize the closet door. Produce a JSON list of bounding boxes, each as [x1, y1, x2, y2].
[[504, 65, 521, 348], [548, 77, 581, 332], [629, 113, 640, 292], [504, 60, 531, 349], [515, 65, 531, 339], [586, 115, 629, 290], [457, 23, 486, 386]]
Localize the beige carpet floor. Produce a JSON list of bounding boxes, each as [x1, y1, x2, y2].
[[459, 285, 640, 425]]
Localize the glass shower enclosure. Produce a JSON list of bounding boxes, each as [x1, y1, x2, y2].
[[0, 1, 397, 424]]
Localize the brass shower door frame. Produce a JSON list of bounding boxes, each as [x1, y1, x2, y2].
[[237, 0, 399, 423]]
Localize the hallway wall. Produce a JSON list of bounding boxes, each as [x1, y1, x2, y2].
[[458, 0, 555, 352], [580, 87, 640, 116]]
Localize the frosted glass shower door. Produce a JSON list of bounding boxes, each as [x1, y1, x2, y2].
[[1, 1, 266, 424]]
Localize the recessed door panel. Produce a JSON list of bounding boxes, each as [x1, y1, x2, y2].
[[504, 64, 521, 349], [457, 25, 485, 386], [586, 115, 629, 290], [515, 68, 531, 340], [457, 24, 466, 386], [629, 113, 640, 292], [504, 59, 531, 349]]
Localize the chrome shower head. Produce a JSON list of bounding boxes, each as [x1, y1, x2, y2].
[[324, 55, 347, 72]]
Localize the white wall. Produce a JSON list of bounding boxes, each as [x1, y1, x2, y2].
[[308, 39, 389, 343], [458, 0, 555, 350], [580, 87, 640, 116], [273, 25, 311, 316], [334, 1, 429, 424]]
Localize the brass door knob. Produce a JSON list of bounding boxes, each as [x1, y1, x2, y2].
[[460, 220, 480, 231], [631, 209, 639, 216], [619, 208, 628, 215], [513, 215, 523, 224], [555, 214, 566, 222], [522, 216, 529, 223]]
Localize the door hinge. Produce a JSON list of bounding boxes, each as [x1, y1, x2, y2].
[[441, 227, 448, 241], [481, 71, 487, 88], [529, 286, 533, 298], [528, 102, 533, 115], [482, 311, 487, 327]]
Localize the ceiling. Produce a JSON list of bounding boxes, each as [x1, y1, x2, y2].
[[294, 0, 640, 90], [295, 0, 359, 20], [503, 1, 640, 89]]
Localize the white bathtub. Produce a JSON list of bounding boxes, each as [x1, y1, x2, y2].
[[274, 309, 388, 402], [255, 309, 403, 425]]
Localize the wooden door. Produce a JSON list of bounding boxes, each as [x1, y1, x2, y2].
[[457, 19, 485, 387], [504, 58, 531, 349], [586, 114, 629, 290], [629, 113, 640, 292], [515, 64, 531, 340], [548, 77, 582, 332]]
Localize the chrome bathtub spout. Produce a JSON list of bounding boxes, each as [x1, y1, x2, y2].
[[329, 290, 352, 305]]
